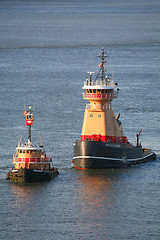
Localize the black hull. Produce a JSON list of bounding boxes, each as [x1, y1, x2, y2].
[[6, 168, 59, 183], [73, 140, 156, 169]]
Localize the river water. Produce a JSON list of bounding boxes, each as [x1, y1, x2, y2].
[[0, 0, 160, 239]]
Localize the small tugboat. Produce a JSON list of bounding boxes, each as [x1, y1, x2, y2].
[[73, 48, 156, 169], [7, 106, 59, 182]]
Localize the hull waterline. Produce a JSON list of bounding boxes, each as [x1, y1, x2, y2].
[[6, 168, 59, 183], [73, 140, 156, 169]]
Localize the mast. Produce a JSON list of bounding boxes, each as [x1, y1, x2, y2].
[[97, 47, 107, 83], [24, 106, 34, 142], [28, 125, 31, 142]]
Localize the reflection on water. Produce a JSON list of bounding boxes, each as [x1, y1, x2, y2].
[[3, 182, 52, 240], [10, 182, 49, 210], [76, 170, 113, 205], [72, 169, 126, 238]]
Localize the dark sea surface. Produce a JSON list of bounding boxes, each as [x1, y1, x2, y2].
[[0, 0, 160, 239]]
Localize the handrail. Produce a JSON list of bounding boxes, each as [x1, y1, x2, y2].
[[83, 79, 115, 87], [85, 104, 111, 110], [13, 157, 52, 163], [83, 92, 118, 99]]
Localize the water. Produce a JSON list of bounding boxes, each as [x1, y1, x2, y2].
[[0, 0, 160, 239]]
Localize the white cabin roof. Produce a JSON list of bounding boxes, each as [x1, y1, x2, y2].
[[82, 85, 115, 90], [82, 79, 116, 90], [16, 140, 44, 151], [16, 146, 44, 151]]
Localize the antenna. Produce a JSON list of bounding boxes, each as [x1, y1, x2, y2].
[[18, 135, 22, 147], [40, 134, 45, 148], [97, 47, 108, 82], [89, 55, 92, 73], [136, 129, 142, 147], [87, 71, 94, 82]]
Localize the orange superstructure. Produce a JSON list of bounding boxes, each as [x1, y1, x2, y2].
[[81, 48, 127, 144], [13, 143, 51, 171]]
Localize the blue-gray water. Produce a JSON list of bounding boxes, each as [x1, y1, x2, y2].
[[0, 0, 160, 239]]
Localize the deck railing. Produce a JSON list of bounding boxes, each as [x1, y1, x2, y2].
[[83, 92, 118, 99], [85, 104, 111, 110], [83, 79, 115, 87], [13, 157, 52, 163]]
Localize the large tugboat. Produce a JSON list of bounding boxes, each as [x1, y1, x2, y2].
[[7, 106, 59, 182], [73, 48, 156, 169]]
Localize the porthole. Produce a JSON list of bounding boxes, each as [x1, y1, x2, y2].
[[98, 114, 101, 118], [90, 114, 93, 117]]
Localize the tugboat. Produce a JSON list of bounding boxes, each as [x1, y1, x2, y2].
[[7, 106, 59, 182], [73, 48, 156, 169]]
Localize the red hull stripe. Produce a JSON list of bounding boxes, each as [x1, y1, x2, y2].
[[81, 135, 127, 143], [73, 166, 89, 170]]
